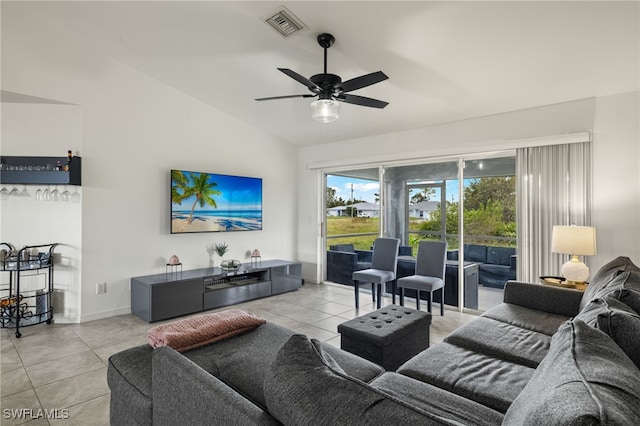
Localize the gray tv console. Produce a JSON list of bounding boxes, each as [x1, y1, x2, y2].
[[130, 259, 302, 322]]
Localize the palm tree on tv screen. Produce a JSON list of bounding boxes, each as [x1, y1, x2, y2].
[[171, 170, 188, 205], [184, 173, 221, 224]]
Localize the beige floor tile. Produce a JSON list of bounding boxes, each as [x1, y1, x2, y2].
[[48, 394, 110, 426], [310, 315, 348, 333], [36, 367, 109, 410], [25, 350, 105, 387], [280, 308, 332, 324], [313, 301, 354, 316], [91, 335, 149, 364], [1, 342, 23, 373], [267, 315, 307, 330], [0, 388, 42, 426], [1, 367, 32, 397], [324, 335, 341, 348], [291, 324, 338, 342], [17, 338, 90, 367]]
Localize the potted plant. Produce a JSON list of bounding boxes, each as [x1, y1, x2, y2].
[[213, 242, 228, 267]]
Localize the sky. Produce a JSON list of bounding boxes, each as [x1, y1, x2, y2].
[[327, 175, 465, 204], [172, 170, 262, 211]]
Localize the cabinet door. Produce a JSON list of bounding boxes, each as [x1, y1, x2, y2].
[[204, 281, 271, 310], [271, 263, 302, 294], [151, 278, 203, 322]]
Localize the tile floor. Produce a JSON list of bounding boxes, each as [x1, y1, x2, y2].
[[1, 282, 477, 425]]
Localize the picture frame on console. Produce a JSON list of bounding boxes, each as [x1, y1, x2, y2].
[[170, 169, 262, 234]]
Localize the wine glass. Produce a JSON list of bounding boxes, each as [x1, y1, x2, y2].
[[0, 186, 9, 200], [61, 186, 71, 202], [35, 187, 43, 201], [50, 187, 60, 202], [9, 186, 20, 197], [71, 186, 81, 203], [20, 185, 30, 198], [43, 186, 51, 201]]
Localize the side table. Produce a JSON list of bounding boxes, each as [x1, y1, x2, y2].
[[540, 276, 587, 291], [337, 305, 432, 371]]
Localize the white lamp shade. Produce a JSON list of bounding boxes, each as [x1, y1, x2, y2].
[[551, 225, 597, 256], [311, 99, 339, 122]]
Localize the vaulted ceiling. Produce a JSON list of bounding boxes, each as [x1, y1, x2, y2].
[[4, 1, 639, 146]]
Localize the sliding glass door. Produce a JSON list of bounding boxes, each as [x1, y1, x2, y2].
[[322, 154, 516, 313], [325, 168, 381, 250]]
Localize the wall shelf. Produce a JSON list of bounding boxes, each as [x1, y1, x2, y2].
[[0, 156, 81, 186]]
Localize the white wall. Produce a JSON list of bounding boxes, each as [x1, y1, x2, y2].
[[298, 93, 640, 282], [2, 9, 298, 322], [1, 104, 83, 321]]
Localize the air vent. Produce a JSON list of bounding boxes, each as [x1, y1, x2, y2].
[[264, 7, 307, 38]]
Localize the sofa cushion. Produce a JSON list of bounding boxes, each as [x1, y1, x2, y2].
[[370, 372, 504, 426], [330, 244, 355, 252], [465, 244, 487, 263], [580, 256, 640, 310], [503, 320, 640, 425], [576, 297, 640, 370], [486, 246, 515, 267], [607, 287, 640, 314], [478, 263, 516, 288], [592, 269, 640, 301], [264, 334, 462, 425], [444, 316, 550, 368], [397, 342, 535, 413], [482, 302, 570, 336]]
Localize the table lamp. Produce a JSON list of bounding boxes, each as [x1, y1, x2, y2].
[[551, 225, 597, 283]]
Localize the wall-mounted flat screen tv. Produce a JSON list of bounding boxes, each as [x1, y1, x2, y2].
[[171, 169, 262, 234]]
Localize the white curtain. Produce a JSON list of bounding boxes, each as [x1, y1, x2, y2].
[[516, 142, 592, 282]]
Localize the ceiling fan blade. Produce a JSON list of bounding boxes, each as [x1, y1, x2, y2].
[[278, 68, 320, 92], [340, 71, 388, 93], [255, 94, 316, 101], [338, 94, 389, 109]]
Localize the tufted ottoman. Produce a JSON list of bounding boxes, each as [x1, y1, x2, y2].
[[337, 305, 432, 371]]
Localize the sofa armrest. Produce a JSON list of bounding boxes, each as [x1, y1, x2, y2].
[[503, 281, 583, 317], [447, 250, 459, 261], [152, 346, 279, 426]]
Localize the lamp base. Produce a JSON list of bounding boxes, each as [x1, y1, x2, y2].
[[561, 256, 590, 283]]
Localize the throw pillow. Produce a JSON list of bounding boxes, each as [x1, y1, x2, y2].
[[147, 309, 266, 352], [503, 320, 640, 425], [263, 334, 455, 426], [581, 256, 640, 310], [577, 297, 640, 370], [592, 270, 640, 301], [607, 287, 640, 315]]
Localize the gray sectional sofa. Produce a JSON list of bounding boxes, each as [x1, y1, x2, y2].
[[108, 256, 640, 425]]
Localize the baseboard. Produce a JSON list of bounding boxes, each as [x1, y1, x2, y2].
[[79, 306, 132, 323]]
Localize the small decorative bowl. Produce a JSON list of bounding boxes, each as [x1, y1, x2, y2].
[[221, 259, 241, 271]]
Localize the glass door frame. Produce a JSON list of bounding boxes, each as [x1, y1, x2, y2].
[[320, 151, 515, 314]]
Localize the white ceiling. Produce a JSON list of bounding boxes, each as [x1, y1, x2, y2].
[[6, 1, 640, 146]]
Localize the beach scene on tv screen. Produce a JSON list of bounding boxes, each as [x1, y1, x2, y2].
[[171, 170, 262, 233]]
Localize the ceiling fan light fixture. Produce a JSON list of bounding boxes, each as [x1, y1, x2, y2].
[[311, 99, 339, 123]]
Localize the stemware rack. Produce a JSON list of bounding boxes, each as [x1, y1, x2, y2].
[[0, 242, 58, 337], [0, 156, 81, 186]]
